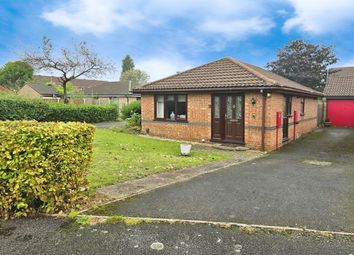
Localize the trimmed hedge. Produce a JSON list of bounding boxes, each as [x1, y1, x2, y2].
[[0, 121, 95, 219], [0, 93, 118, 123], [120, 100, 141, 120]]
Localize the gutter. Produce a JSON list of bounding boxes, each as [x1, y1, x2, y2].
[[134, 86, 323, 97]]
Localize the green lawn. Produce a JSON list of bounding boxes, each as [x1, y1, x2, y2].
[[88, 129, 230, 189]]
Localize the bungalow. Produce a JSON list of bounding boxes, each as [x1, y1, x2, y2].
[[324, 67, 354, 127], [134, 57, 323, 151], [19, 76, 141, 106], [18, 83, 59, 99], [83, 81, 140, 108]]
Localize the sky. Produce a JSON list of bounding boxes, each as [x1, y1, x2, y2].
[[1, 0, 354, 82]]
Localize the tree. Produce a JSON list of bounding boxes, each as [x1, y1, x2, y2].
[[120, 69, 149, 86], [266, 40, 338, 91], [120, 55, 135, 79], [22, 37, 114, 103], [0, 61, 33, 90], [47, 81, 81, 97]]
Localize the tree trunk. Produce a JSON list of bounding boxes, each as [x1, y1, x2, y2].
[[63, 81, 69, 104]]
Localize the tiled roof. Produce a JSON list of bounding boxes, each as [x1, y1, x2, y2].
[[324, 67, 354, 96], [28, 83, 58, 96], [33, 75, 107, 89], [134, 57, 322, 95], [83, 81, 140, 96]]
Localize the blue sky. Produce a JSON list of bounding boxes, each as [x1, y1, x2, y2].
[[1, 0, 354, 81]]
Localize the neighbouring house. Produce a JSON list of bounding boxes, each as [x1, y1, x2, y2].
[[19, 75, 141, 106], [134, 57, 323, 151], [32, 75, 107, 91], [324, 67, 354, 127], [18, 83, 59, 100], [83, 81, 140, 108]]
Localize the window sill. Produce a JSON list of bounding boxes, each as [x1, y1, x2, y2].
[[154, 119, 188, 123]]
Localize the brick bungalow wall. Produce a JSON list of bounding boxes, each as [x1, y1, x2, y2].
[[141, 92, 318, 151], [141, 93, 211, 141], [262, 93, 318, 151]]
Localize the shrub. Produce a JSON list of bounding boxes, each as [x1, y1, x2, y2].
[[125, 112, 142, 133], [0, 121, 95, 219], [46, 103, 118, 123], [0, 93, 118, 123], [120, 100, 141, 120]]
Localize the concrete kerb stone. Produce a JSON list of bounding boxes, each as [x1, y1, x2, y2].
[[58, 214, 354, 238]]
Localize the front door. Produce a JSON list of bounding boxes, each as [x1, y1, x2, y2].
[[212, 94, 244, 143], [283, 95, 292, 141]]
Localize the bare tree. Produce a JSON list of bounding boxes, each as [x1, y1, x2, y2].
[[22, 37, 114, 103]]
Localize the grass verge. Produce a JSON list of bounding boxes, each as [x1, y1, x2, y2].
[[88, 129, 230, 189]]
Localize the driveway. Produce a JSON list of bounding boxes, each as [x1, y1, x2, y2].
[[90, 127, 354, 232]]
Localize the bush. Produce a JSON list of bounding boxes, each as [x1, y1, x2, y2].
[[0, 121, 95, 219], [46, 103, 118, 123], [120, 100, 141, 120], [0, 93, 118, 123], [124, 112, 142, 134]]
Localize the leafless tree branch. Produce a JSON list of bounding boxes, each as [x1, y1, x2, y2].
[[22, 37, 115, 103]]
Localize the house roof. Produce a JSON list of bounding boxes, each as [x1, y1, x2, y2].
[[134, 57, 322, 96], [324, 67, 354, 97], [33, 75, 107, 89], [28, 83, 58, 96], [83, 81, 140, 97]]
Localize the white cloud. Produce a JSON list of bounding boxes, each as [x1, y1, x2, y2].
[[42, 0, 275, 40], [199, 17, 274, 40], [284, 0, 354, 34], [42, 0, 143, 34], [136, 54, 196, 82]]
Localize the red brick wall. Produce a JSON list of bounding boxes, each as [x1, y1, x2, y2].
[[244, 92, 263, 150], [141, 93, 211, 142], [141, 92, 319, 151], [263, 93, 318, 151]]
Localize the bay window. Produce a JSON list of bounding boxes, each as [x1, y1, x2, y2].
[[155, 95, 187, 121]]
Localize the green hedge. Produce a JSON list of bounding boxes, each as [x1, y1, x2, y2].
[[0, 93, 118, 123], [0, 121, 95, 219], [120, 100, 141, 120]]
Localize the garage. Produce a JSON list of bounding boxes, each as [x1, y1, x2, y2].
[[327, 99, 354, 127], [324, 67, 354, 127]]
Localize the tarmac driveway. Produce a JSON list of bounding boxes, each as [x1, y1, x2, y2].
[[92, 128, 354, 232]]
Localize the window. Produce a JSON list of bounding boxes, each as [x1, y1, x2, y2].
[[300, 97, 305, 116], [214, 96, 220, 118], [156, 95, 164, 118], [236, 95, 242, 120], [284, 96, 292, 116], [176, 95, 187, 119], [155, 95, 187, 121]]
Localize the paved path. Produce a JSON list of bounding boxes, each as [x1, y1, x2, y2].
[[94, 121, 125, 128], [90, 128, 354, 232], [0, 217, 353, 255]]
